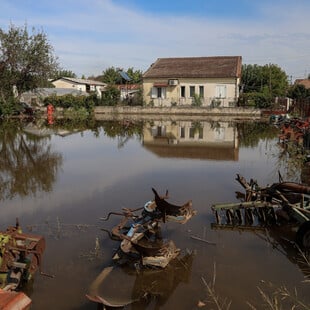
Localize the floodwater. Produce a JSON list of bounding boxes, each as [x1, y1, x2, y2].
[[0, 116, 309, 310]]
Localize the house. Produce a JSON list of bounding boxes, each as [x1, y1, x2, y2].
[[51, 77, 107, 98], [142, 56, 242, 107], [295, 79, 310, 89]]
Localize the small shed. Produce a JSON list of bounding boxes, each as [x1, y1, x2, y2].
[[51, 77, 106, 98]]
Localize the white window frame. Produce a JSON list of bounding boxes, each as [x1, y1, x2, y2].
[[151, 87, 166, 99]]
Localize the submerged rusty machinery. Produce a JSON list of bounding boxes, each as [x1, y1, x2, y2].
[[211, 174, 310, 251], [100, 188, 196, 268], [0, 219, 45, 292], [278, 118, 309, 143]]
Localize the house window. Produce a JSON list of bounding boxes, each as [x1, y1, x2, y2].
[[190, 86, 195, 97], [214, 127, 225, 140], [215, 85, 227, 98], [180, 127, 185, 138], [189, 127, 195, 138], [181, 86, 185, 98], [199, 86, 204, 98], [157, 87, 162, 98], [157, 126, 166, 137], [151, 87, 166, 98]]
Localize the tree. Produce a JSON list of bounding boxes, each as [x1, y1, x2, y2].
[[101, 66, 122, 84], [101, 85, 120, 105], [0, 24, 59, 103], [100, 66, 143, 85], [241, 64, 289, 108], [287, 84, 310, 99], [126, 67, 142, 84], [52, 69, 77, 79]]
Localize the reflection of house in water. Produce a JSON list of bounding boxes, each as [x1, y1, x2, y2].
[[143, 121, 239, 161], [22, 122, 83, 138]]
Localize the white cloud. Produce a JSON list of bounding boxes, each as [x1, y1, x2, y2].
[[1, 0, 309, 79]]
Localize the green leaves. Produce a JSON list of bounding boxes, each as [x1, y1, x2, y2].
[[241, 64, 289, 108], [0, 24, 59, 105]]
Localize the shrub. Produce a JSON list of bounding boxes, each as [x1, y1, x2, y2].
[[43, 94, 97, 112], [192, 93, 203, 107]]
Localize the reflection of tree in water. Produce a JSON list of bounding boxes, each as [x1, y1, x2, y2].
[[275, 141, 308, 182], [236, 121, 307, 180], [101, 120, 144, 148], [237, 121, 278, 147], [50, 118, 144, 142], [0, 120, 62, 200], [101, 120, 143, 138]]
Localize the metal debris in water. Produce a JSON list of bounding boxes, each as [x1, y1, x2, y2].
[[99, 188, 196, 268], [211, 173, 310, 251]]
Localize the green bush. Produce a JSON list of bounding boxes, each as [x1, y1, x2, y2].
[[192, 93, 203, 107], [239, 91, 272, 108], [43, 94, 97, 112], [0, 97, 23, 117], [101, 85, 120, 106], [210, 99, 221, 108]]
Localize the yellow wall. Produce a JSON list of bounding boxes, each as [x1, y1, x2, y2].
[[143, 77, 240, 107]]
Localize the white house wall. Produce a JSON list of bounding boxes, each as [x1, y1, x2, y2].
[[52, 80, 83, 91], [51, 80, 104, 98]]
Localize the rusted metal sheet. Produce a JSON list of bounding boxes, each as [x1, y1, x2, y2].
[[0, 288, 32, 310]]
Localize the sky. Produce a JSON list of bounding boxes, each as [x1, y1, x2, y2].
[[0, 0, 309, 80]]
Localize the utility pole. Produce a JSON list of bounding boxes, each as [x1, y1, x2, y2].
[[269, 63, 272, 98]]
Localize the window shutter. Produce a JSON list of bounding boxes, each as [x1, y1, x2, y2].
[[151, 87, 157, 98], [215, 85, 227, 98], [161, 88, 166, 98]]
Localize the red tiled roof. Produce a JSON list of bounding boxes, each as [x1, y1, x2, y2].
[[116, 84, 141, 90], [143, 56, 242, 79], [295, 79, 310, 89]]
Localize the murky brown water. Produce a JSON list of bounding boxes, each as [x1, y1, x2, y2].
[[0, 117, 309, 310]]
